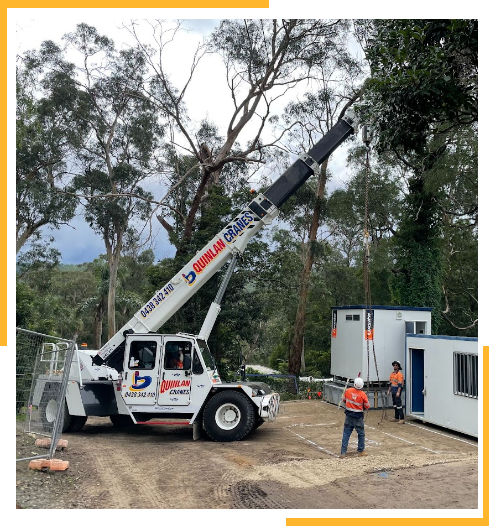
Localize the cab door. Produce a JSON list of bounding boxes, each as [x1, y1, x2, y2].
[[121, 335, 162, 405], [157, 337, 193, 406]]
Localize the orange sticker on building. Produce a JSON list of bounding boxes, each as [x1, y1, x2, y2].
[[365, 309, 374, 340]]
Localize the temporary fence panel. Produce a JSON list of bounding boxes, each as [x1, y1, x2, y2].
[[16, 328, 75, 462], [245, 374, 299, 397]]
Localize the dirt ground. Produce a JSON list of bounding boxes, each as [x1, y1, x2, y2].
[[16, 400, 479, 510]]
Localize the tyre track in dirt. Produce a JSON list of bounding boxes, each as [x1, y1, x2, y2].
[[89, 446, 152, 508], [17, 401, 478, 509]]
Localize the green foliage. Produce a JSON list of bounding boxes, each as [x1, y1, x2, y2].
[[361, 19, 478, 153], [16, 282, 36, 328], [17, 239, 61, 281], [303, 350, 331, 378], [73, 166, 153, 240], [210, 19, 353, 80], [16, 66, 82, 252], [391, 175, 443, 331]]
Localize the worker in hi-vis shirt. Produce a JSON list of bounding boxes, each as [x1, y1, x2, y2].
[[340, 377, 370, 457], [388, 360, 405, 424]]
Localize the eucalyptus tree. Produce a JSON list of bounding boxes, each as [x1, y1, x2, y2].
[[82, 251, 154, 348], [435, 125, 477, 334], [23, 24, 163, 339], [358, 19, 478, 333], [326, 150, 403, 308], [268, 48, 364, 374], [127, 19, 356, 258], [16, 61, 87, 253]]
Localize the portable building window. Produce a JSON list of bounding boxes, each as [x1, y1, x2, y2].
[[405, 321, 427, 334], [345, 314, 360, 321], [453, 353, 478, 398]]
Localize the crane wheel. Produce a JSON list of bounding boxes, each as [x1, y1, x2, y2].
[[203, 390, 256, 442], [39, 383, 87, 433]]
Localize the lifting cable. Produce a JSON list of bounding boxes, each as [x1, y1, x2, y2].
[[362, 127, 388, 423]]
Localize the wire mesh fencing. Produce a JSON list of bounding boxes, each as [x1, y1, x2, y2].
[[16, 328, 75, 462]]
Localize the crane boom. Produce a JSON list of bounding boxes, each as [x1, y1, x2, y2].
[[93, 108, 358, 367]]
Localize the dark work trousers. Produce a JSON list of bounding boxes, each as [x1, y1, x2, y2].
[[392, 390, 404, 420], [341, 414, 365, 454]]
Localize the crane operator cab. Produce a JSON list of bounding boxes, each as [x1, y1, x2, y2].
[[117, 332, 278, 442], [120, 333, 221, 411]]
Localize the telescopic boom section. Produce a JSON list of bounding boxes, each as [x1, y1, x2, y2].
[[264, 110, 357, 207], [93, 108, 358, 368]]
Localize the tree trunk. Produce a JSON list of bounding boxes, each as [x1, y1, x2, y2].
[[174, 144, 228, 258], [107, 256, 119, 339], [93, 301, 104, 349], [288, 160, 329, 376], [105, 226, 123, 341]]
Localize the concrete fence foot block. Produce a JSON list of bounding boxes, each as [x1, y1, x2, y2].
[[35, 438, 68, 450], [28, 459, 46, 470], [28, 459, 69, 471], [48, 459, 69, 471]]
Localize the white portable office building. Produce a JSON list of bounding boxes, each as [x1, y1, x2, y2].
[[405, 334, 478, 438], [330, 305, 432, 382]]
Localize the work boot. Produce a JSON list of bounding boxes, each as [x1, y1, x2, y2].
[[397, 419, 405, 424], [389, 418, 398, 422], [339, 453, 347, 459], [357, 451, 368, 457]]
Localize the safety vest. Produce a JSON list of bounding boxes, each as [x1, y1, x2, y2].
[[389, 371, 404, 388], [343, 388, 370, 413]]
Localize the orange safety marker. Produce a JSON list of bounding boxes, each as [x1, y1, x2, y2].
[[35, 438, 68, 450]]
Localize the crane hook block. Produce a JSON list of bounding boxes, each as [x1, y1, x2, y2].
[[362, 125, 373, 146]]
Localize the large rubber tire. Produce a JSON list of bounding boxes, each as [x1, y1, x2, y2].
[[39, 383, 88, 433], [203, 390, 256, 442], [66, 415, 87, 432], [40, 385, 72, 432], [110, 415, 135, 428]]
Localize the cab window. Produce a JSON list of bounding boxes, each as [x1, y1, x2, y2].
[[128, 341, 157, 370], [192, 352, 204, 375], [164, 341, 192, 370]]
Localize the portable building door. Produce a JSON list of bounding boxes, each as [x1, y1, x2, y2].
[[410, 348, 425, 414], [405, 334, 478, 438]]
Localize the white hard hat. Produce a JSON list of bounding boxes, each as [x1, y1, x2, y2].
[[354, 378, 364, 389]]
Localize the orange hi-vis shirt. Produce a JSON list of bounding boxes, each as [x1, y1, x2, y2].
[[389, 371, 404, 388], [343, 387, 370, 413]]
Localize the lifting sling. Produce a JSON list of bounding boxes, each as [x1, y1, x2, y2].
[[361, 127, 388, 423]]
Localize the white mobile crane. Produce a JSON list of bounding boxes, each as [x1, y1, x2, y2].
[[36, 108, 360, 442]]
